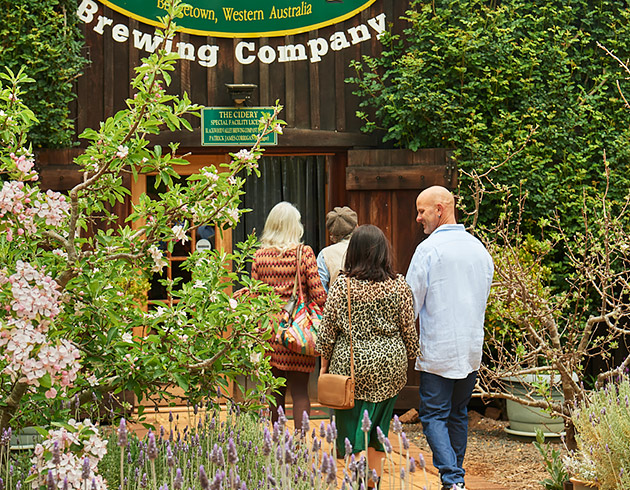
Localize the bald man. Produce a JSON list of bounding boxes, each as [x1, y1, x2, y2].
[[406, 186, 494, 490]]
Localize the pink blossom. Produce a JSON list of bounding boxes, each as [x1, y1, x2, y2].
[[116, 145, 129, 159], [45, 388, 57, 399], [171, 224, 188, 243], [148, 245, 167, 272], [233, 149, 253, 161]]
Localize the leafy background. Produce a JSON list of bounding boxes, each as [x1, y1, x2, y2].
[[349, 0, 630, 240], [0, 0, 86, 148]]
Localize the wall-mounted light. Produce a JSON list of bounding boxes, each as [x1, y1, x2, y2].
[[225, 83, 258, 107]]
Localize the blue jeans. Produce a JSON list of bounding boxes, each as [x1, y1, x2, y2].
[[418, 371, 477, 488]]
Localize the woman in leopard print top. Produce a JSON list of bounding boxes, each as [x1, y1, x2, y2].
[[317, 224, 418, 477]]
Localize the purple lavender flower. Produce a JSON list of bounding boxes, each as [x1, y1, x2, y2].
[[326, 457, 337, 485], [277, 406, 287, 427], [409, 457, 416, 473], [272, 422, 279, 443], [262, 427, 272, 456], [91, 477, 97, 490], [321, 452, 330, 475], [148, 431, 158, 460], [46, 471, 54, 490], [376, 426, 385, 444], [52, 441, 60, 465], [82, 456, 91, 480], [227, 437, 239, 464], [0, 430, 9, 447], [402, 433, 410, 450], [215, 445, 225, 467], [418, 453, 426, 470], [199, 465, 210, 490], [267, 473, 277, 487], [372, 469, 379, 484], [383, 437, 394, 454], [167, 443, 175, 468], [348, 454, 357, 476], [62, 477, 68, 490], [392, 415, 402, 434], [301, 411, 310, 435], [400, 468, 406, 480], [326, 424, 334, 444], [118, 418, 128, 447], [361, 410, 371, 432], [344, 437, 353, 457], [140, 473, 148, 488]]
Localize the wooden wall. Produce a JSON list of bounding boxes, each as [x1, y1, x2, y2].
[[72, 0, 412, 149]]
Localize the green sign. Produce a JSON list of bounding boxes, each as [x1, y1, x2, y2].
[[99, 0, 377, 37], [201, 107, 278, 146]]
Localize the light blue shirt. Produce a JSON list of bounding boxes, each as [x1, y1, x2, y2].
[[406, 224, 494, 379], [316, 252, 330, 292]]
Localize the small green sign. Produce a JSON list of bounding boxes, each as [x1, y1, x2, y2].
[[201, 107, 277, 147], [99, 0, 376, 38]]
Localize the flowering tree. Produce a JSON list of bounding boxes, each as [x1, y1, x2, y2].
[[0, 0, 284, 433]]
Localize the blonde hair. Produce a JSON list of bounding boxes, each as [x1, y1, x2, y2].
[[260, 202, 304, 252]]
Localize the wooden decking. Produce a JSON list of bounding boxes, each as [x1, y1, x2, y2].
[[132, 405, 508, 490]]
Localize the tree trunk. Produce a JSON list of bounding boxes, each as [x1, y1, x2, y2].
[[0, 382, 28, 432]]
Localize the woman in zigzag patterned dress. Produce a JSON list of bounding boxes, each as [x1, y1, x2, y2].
[[252, 201, 327, 430]]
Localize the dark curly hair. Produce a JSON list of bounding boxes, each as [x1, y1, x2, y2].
[[343, 224, 396, 282]]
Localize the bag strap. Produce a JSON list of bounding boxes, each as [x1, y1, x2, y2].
[[346, 276, 355, 382], [291, 244, 302, 298]]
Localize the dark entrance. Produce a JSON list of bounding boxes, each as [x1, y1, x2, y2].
[[234, 155, 328, 253]]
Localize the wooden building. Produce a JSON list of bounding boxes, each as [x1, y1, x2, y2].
[[38, 0, 457, 409]]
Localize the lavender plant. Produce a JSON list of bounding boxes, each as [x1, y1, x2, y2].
[[90, 404, 427, 490], [565, 376, 630, 489]]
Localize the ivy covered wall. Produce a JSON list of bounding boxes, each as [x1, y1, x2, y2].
[[350, 0, 630, 237], [0, 0, 86, 148]]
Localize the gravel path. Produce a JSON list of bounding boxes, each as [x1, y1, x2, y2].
[[402, 410, 564, 490]]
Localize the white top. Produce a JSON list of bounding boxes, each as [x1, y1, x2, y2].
[[406, 224, 494, 379]]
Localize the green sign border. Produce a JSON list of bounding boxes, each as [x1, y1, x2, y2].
[[201, 107, 278, 147], [99, 0, 377, 38]]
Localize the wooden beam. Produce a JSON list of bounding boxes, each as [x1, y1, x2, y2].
[[346, 165, 452, 190], [348, 148, 454, 167], [149, 127, 378, 148]]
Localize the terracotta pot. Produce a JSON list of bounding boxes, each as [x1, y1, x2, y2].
[[569, 478, 598, 490]]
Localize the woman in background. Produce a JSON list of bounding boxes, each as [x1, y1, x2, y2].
[[317, 224, 418, 482], [252, 201, 327, 430]]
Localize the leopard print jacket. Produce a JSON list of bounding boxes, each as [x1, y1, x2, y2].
[[317, 273, 419, 403]]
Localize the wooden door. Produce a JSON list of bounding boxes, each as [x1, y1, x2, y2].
[[346, 148, 457, 410]]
